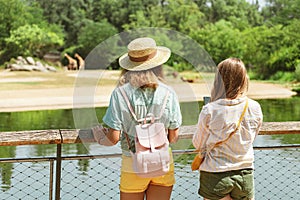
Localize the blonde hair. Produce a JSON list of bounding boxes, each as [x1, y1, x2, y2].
[[211, 58, 249, 101], [118, 65, 164, 89]]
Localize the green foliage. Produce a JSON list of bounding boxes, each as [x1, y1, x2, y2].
[[124, 0, 204, 33], [90, 0, 158, 31], [173, 61, 189, 72], [241, 19, 300, 79], [34, 0, 90, 47], [192, 20, 244, 64], [163, 0, 204, 33], [269, 71, 295, 82], [196, 0, 263, 28], [77, 20, 118, 57], [295, 61, 300, 82], [5, 24, 64, 58], [262, 0, 300, 26], [0, 0, 27, 45]]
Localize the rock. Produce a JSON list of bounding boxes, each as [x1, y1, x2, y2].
[[8, 64, 33, 71], [35, 61, 48, 72], [26, 57, 35, 65], [6, 56, 57, 73], [16, 56, 27, 65], [45, 64, 57, 72]]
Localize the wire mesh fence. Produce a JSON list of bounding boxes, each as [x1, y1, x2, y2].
[[0, 147, 299, 200]]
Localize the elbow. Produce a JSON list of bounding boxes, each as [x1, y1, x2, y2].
[[100, 128, 120, 146], [110, 139, 119, 145]]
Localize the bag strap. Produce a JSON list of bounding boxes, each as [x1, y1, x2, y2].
[[197, 98, 249, 154], [120, 87, 138, 121], [119, 87, 170, 123]]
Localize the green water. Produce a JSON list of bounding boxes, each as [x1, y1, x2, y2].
[[1, 96, 300, 132]]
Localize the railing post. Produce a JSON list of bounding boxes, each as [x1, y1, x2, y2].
[[49, 160, 54, 200], [55, 144, 62, 200], [55, 129, 63, 200]]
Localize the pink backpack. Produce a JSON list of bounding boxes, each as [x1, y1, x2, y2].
[[120, 87, 170, 178]]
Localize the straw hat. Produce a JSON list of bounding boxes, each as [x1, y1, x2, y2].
[[119, 37, 171, 71]]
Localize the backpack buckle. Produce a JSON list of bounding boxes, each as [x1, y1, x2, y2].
[[138, 113, 155, 124]]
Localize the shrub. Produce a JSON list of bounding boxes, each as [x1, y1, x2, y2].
[[295, 61, 300, 82], [269, 71, 295, 82], [5, 24, 64, 58]]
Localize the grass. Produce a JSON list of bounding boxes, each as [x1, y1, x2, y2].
[[0, 69, 120, 90], [1, 68, 298, 96], [179, 71, 215, 82]]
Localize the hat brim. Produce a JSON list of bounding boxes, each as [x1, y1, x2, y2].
[[118, 46, 171, 71]]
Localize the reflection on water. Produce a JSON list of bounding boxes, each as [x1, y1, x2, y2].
[[1, 96, 300, 131], [0, 97, 300, 195]]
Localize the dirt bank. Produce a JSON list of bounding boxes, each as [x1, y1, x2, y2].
[[0, 81, 296, 112]]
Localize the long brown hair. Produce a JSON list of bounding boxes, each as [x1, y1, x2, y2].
[[118, 65, 164, 89], [211, 58, 248, 101]]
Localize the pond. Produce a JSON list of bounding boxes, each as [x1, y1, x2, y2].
[[0, 96, 300, 199], [1, 96, 300, 157]]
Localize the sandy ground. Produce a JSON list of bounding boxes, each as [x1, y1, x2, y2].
[[0, 71, 296, 112]]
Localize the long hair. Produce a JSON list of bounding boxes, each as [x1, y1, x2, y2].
[[118, 65, 164, 89], [211, 58, 249, 101]]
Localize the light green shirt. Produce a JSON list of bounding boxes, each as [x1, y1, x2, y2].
[[103, 82, 182, 154]]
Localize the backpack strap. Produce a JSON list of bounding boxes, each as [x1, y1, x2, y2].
[[156, 89, 170, 120], [119, 87, 139, 122], [119, 86, 170, 123]]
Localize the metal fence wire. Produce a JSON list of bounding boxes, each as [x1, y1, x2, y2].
[[0, 148, 300, 200]]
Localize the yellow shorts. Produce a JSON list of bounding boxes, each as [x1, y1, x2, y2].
[[120, 153, 175, 193]]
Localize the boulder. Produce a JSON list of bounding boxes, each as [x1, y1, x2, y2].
[[26, 57, 36, 65], [45, 64, 57, 72], [8, 64, 33, 71], [35, 61, 48, 72], [6, 56, 57, 72]]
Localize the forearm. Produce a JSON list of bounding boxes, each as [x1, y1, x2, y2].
[[168, 128, 179, 143], [99, 128, 120, 146]]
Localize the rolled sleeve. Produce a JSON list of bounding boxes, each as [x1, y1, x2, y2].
[[192, 106, 210, 151], [168, 92, 182, 130]]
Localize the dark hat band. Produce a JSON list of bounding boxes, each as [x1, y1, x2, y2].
[[129, 50, 157, 62]]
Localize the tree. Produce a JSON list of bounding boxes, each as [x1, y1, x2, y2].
[[268, 20, 300, 73], [195, 0, 263, 29], [77, 20, 118, 57], [192, 20, 244, 64], [34, 0, 90, 47], [241, 21, 300, 79], [262, 0, 300, 26], [87, 0, 158, 31], [124, 0, 204, 34], [0, 0, 28, 46], [5, 24, 64, 58]]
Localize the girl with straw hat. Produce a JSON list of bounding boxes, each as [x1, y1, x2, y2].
[[93, 37, 182, 200]]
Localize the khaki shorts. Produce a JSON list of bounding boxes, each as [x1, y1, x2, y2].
[[120, 154, 175, 193], [199, 169, 254, 200]]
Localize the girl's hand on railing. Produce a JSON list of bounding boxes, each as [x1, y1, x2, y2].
[[92, 125, 108, 144]]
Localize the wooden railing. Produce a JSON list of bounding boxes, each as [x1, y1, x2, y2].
[[1, 121, 300, 146], [0, 121, 299, 200]]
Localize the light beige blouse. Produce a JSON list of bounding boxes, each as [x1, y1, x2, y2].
[[192, 97, 263, 172]]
